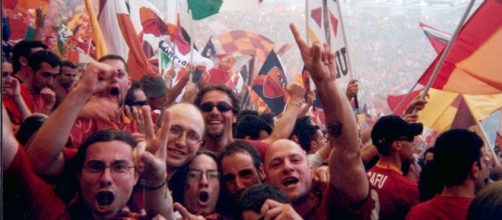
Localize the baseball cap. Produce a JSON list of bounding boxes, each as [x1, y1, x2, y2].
[[371, 115, 423, 148], [140, 75, 168, 98]]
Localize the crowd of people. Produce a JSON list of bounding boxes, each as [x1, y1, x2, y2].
[[2, 15, 502, 220]]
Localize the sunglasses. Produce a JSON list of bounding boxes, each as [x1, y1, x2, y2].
[[200, 102, 233, 112]]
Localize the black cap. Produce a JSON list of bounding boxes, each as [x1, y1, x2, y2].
[[371, 115, 423, 148]]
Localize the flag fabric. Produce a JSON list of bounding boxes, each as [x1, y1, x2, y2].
[[187, 0, 223, 20], [252, 50, 287, 115], [202, 37, 217, 58], [3, 0, 50, 11], [85, 0, 107, 58], [219, 0, 261, 12], [418, 0, 502, 95], [197, 54, 250, 86], [307, 0, 351, 84], [419, 22, 451, 54], [98, 0, 156, 80], [496, 114, 502, 152], [217, 30, 274, 69]]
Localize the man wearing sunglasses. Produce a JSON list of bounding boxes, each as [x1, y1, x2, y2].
[[367, 115, 423, 220]]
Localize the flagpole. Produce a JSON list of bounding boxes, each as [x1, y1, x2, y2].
[[188, 9, 194, 82], [334, 0, 359, 113], [305, 0, 310, 45], [419, 0, 477, 101], [392, 80, 420, 115]]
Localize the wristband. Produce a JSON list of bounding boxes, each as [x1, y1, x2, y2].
[[141, 178, 167, 190]]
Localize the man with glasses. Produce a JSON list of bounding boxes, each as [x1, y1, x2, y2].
[[367, 115, 423, 220]]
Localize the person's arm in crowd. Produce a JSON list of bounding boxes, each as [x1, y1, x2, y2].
[[345, 79, 358, 101], [402, 96, 427, 123], [165, 67, 192, 106], [32, 8, 45, 41], [360, 144, 379, 167], [139, 109, 174, 219], [360, 126, 372, 146], [180, 82, 198, 103], [26, 61, 115, 176], [260, 199, 303, 220], [263, 83, 305, 145], [291, 23, 368, 204], [297, 90, 315, 118], [2, 104, 19, 169], [3, 77, 32, 120]]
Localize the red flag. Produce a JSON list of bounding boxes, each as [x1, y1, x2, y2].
[[252, 50, 287, 115], [419, 22, 451, 54]]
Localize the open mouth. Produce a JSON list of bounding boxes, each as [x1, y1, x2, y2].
[[109, 87, 120, 96], [199, 191, 209, 202], [96, 191, 115, 206], [282, 177, 299, 187]]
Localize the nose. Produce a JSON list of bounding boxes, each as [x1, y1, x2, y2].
[[174, 132, 187, 146], [199, 172, 209, 187], [282, 159, 294, 173], [99, 167, 113, 188], [235, 177, 246, 191]]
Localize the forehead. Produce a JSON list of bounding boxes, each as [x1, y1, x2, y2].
[[61, 66, 78, 74], [189, 154, 217, 170], [266, 140, 306, 162], [201, 90, 232, 105], [221, 152, 256, 172], [170, 107, 205, 135], [37, 63, 60, 74], [102, 59, 127, 72], [85, 140, 134, 162], [2, 62, 13, 70]]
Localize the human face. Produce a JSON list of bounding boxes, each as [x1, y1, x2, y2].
[[221, 152, 265, 200], [131, 89, 148, 106], [101, 59, 130, 106], [398, 137, 415, 161], [2, 62, 13, 84], [474, 153, 490, 193], [183, 154, 220, 216], [79, 141, 139, 219], [199, 90, 235, 140], [166, 105, 204, 169], [148, 95, 167, 110], [31, 62, 59, 93], [264, 139, 312, 202], [58, 66, 78, 89], [310, 129, 327, 154]]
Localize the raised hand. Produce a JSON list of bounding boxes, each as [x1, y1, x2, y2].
[[345, 79, 359, 100], [2, 76, 21, 98], [290, 23, 336, 82], [173, 202, 205, 220], [260, 199, 302, 220], [40, 87, 56, 110]]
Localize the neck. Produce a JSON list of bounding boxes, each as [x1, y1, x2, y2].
[[377, 154, 402, 172], [15, 68, 30, 83], [441, 180, 475, 198], [204, 135, 233, 153]]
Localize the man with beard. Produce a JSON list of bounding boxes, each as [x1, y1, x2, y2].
[[261, 24, 377, 219], [54, 60, 79, 104], [3, 60, 173, 219], [3, 50, 60, 124], [193, 83, 306, 158]]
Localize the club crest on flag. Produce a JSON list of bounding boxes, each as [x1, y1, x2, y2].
[[263, 66, 287, 99]]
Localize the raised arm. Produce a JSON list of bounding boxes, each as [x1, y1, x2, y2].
[[2, 104, 19, 169], [290, 24, 368, 204], [26, 61, 115, 176], [264, 83, 305, 144]]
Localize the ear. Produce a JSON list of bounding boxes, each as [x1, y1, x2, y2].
[[391, 140, 401, 152], [20, 57, 28, 67], [310, 140, 318, 149], [258, 164, 266, 181], [471, 161, 480, 179]]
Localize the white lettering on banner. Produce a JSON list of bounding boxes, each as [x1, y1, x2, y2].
[[158, 40, 196, 70], [367, 171, 388, 189]]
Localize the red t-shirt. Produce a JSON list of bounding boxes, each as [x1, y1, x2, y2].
[[405, 195, 473, 220], [367, 163, 420, 220], [293, 183, 377, 220], [2, 84, 45, 125], [241, 139, 269, 159], [69, 112, 138, 148]]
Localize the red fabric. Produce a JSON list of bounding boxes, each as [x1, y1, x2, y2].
[[406, 195, 472, 220], [293, 184, 376, 219], [69, 113, 138, 148], [241, 139, 269, 160], [4, 145, 68, 220], [2, 84, 39, 125], [367, 165, 420, 220]]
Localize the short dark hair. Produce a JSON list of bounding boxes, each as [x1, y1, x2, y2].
[[125, 80, 144, 106], [60, 60, 77, 69], [28, 50, 61, 72], [298, 125, 321, 152], [15, 113, 48, 146], [194, 84, 240, 114], [467, 180, 502, 220], [12, 40, 48, 73], [218, 140, 262, 173], [239, 183, 289, 214], [434, 129, 483, 187], [98, 54, 129, 72], [259, 113, 275, 127], [235, 115, 272, 140], [70, 130, 137, 172]]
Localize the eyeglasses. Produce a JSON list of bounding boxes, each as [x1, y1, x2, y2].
[[131, 100, 148, 106], [199, 102, 233, 113], [169, 125, 202, 144], [83, 161, 135, 177], [187, 169, 220, 182]]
